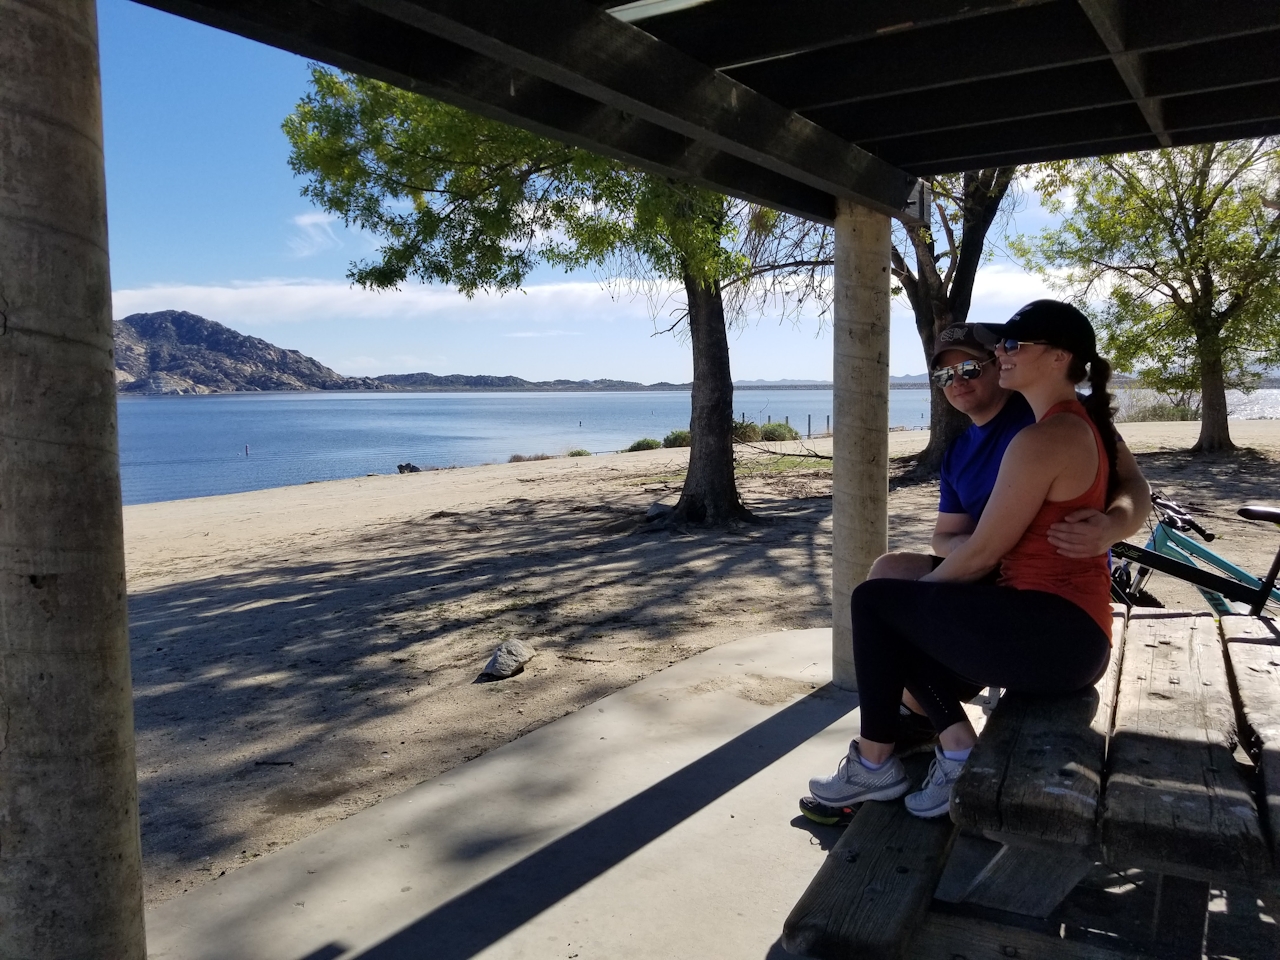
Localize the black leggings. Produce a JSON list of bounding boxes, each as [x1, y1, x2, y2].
[[851, 578, 1111, 744]]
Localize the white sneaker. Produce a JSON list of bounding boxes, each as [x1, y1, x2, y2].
[[808, 743, 909, 807], [904, 747, 966, 819]]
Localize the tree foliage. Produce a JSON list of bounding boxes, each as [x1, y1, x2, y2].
[[283, 67, 834, 523], [1014, 140, 1280, 452]]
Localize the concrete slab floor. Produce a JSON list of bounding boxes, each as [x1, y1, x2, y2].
[[145, 628, 860, 960]]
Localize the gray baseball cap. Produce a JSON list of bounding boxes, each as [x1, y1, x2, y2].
[[930, 323, 994, 369]]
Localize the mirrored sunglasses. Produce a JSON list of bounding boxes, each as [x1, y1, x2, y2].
[[931, 356, 993, 388], [994, 338, 1049, 355]]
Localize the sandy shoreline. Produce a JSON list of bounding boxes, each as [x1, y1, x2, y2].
[[125, 420, 1280, 904]]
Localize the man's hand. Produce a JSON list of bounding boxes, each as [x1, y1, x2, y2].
[[1047, 508, 1117, 558]]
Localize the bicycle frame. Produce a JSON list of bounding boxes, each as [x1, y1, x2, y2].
[[1115, 521, 1280, 617]]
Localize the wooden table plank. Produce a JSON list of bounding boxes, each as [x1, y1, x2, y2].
[[912, 912, 1160, 959], [782, 796, 954, 959], [1220, 614, 1280, 867], [951, 605, 1128, 847], [1102, 611, 1270, 880]]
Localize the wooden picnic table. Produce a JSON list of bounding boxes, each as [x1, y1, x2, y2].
[[783, 607, 1280, 959]]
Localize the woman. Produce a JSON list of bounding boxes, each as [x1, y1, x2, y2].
[[810, 300, 1119, 818]]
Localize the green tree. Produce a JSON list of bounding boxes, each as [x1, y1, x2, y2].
[[1015, 140, 1280, 452], [890, 169, 1019, 475], [284, 68, 831, 524]]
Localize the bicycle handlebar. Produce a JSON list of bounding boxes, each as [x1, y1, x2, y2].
[[1151, 493, 1216, 542]]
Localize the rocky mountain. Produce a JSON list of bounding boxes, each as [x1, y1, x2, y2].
[[113, 311, 386, 394]]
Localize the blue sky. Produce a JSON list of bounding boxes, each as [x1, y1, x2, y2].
[[98, 0, 1057, 381]]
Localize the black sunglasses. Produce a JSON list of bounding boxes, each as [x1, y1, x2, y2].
[[931, 356, 994, 388]]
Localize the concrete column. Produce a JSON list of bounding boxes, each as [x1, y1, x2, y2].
[[830, 199, 891, 690], [0, 0, 146, 955]]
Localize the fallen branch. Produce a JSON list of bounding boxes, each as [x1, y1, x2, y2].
[[735, 441, 832, 461]]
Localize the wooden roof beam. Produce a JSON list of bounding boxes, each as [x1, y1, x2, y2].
[[802, 29, 1280, 144], [742, 1, 1280, 116], [131, 0, 850, 223], [893, 103, 1280, 175], [804, 62, 1132, 144], [603, 0, 1058, 72], [1077, 0, 1171, 146], [352, 0, 921, 221]]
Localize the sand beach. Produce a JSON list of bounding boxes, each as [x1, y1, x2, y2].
[[124, 420, 1280, 904]]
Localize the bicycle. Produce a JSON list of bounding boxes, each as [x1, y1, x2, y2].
[[1110, 493, 1280, 618]]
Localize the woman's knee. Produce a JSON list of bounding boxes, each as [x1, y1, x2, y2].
[[852, 576, 894, 613]]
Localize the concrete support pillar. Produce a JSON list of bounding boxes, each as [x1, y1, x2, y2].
[[0, 0, 147, 955], [830, 199, 891, 690]]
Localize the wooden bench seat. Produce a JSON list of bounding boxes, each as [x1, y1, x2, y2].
[[1219, 614, 1280, 868], [782, 755, 953, 959], [1102, 611, 1271, 881], [951, 604, 1128, 850], [782, 609, 1280, 958]]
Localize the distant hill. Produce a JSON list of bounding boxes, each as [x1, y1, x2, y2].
[[115, 310, 998, 395], [374, 372, 693, 392], [114, 311, 386, 395], [733, 378, 832, 388]]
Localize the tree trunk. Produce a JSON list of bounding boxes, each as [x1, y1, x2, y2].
[[0, 0, 146, 954], [670, 271, 753, 525], [1193, 326, 1235, 452], [903, 168, 1016, 477]]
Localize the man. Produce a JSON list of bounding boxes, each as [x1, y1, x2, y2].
[[800, 322, 1150, 825]]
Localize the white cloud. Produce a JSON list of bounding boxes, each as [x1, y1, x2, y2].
[[965, 265, 1060, 323], [110, 277, 654, 328], [287, 213, 342, 258], [108, 264, 1058, 380]]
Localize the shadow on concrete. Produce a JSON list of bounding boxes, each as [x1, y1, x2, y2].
[[296, 947, 345, 960], [328, 685, 854, 960]]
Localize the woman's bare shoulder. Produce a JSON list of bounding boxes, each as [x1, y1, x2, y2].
[[1005, 410, 1093, 460]]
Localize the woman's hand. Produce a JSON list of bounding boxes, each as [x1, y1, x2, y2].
[[1047, 507, 1116, 558]]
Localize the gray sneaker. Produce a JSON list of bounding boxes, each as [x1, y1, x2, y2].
[[903, 747, 966, 819], [808, 743, 909, 807]]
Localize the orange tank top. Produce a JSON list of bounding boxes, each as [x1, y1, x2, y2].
[[998, 399, 1113, 638]]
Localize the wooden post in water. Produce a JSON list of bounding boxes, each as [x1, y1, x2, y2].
[[831, 200, 891, 689], [0, 1, 146, 954]]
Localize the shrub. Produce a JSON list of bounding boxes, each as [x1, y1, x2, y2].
[[760, 421, 801, 441], [1119, 400, 1199, 422], [567, 448, 592, 457], [509, 453, 553, 462], [626, 438, 662, 452], [662, 429, 691, 448], [732, 420, 762, 442]]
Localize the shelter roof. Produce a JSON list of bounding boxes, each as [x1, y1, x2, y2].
[[136, 0, 1280, 223]]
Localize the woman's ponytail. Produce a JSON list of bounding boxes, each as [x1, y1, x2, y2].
[[1072, 353, 1119, 497]]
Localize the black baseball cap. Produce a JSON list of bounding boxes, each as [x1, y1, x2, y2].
[[974, 300, 1097, 359], [930, 323, 994, 369]]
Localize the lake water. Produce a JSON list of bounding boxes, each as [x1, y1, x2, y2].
[[115, 387, 1278, 506]]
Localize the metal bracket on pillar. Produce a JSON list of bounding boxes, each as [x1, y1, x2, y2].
[[901, 179, 930, 228]]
